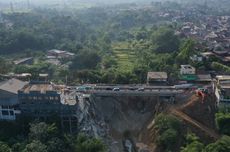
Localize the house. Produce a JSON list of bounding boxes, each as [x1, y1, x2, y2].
[[205, 32, 218, 41], [12, 73, 31, 81], [0, 79, 27, 120], [215, 75, 230, 108], [147, 72, 168, 85], [216, 75, 230, 85], [39, 74, 49, 82], [13, 57, 33, 65], [180, 65, 196, 75], [201, 52, 216, 59], [190, 55, 203, 62], [47, 49, 75, 59], [18, 81, 77, 118]]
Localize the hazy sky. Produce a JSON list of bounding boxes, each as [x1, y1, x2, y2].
[[0, 0, 157, 5], [0, 0, 157, 9]]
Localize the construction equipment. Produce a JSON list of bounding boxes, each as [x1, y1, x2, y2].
[[195, 88, 208, 103]]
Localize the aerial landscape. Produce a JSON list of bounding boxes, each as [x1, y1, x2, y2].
[[0, 0, 229, 152]]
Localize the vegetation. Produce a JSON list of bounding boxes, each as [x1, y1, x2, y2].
[[154, 114, 182, 151], [211, 62, 230, 74], [203, 136, 230, 152], [0, 121, 106, 152], [181, 134, 230, 152], [180, 133, 204, 152], [215, 112, 230, 136], [0, 5, 201, 84]]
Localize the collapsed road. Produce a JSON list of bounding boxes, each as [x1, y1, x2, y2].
[[74, 86, 195, 152]]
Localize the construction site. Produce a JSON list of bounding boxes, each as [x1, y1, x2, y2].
[[0, 77, 222, 151], [76, 87, 220, 152]]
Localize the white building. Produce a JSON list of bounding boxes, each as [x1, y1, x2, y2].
[[180, 65, 196, 75], [47, 49, 75, 59]]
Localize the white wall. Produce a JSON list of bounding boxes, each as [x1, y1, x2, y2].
[[0, 106, 18, 120]]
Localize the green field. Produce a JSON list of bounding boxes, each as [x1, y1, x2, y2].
[[112, 42, 136, 72]]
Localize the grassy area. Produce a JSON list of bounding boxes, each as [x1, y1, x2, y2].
[[112, 42, 136, 72]]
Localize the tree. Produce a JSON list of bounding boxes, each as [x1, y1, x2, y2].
[[203, 136, 230, 152], [154, 114, 181, 134], [101, 56, 117, 69], [211, 62, 230, 74], [176, 39, 195, 64], [215, 112, 230, 135], [0, 141, 11, 152], [180, 134, 204, 152], [47, 138, 66, 152], [70, 51, 101, 70], [0, 57, 12, 74], [158, 128, 178, 150], [29, 122, 58, 143], [151, 27, 180, 53], [154, 114, 181, 151], [23, 140, 48, 152], [74, 134, 107, 152]]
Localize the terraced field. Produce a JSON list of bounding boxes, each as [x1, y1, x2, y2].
[[112, 42, 136, 72]]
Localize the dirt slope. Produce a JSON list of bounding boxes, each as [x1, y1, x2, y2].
[[170, 108, 220, 140], [170, 93, 220, 142]]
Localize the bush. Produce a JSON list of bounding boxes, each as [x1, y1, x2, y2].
[[158, 128, 178, 150], [23, 140, 48, 152], [203, 136, 230, 152], [154, 114, 181, 151], [215, 112, 230, 135], [211, 62, 230, 74], [74, 134, 107, 152], [180, 134, 204, 152], [154, 114, 181, 134], [0, 141, 11, 152]]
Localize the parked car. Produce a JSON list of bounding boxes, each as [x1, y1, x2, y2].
[[137, 88, 145, 91], [106, 87, 113, 90], [76, 86, 93, 92], [112, 88, 120, 91]]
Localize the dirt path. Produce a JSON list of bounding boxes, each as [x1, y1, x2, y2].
[[181, 94, 200, 109], [170, 108, 220, 140]]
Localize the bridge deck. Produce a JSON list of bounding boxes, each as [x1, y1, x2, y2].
[[85, 90, 183, 97]]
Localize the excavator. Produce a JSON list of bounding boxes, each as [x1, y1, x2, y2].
[[195, 88, 208, 103]]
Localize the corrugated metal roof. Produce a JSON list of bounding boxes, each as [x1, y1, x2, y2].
[[13, 57, 33, 65]]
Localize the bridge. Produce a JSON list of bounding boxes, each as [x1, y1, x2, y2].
[[87, 89, 184, 97]]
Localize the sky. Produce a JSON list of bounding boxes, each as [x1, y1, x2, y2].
[[0, 0, 157, 9]]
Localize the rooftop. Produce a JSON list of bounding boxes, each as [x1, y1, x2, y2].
[[196, 74, 212, 82], [13, 57, 33, 65], [147, 72, 167, 80], [181, 65, 195, 70], [39, 74, 49, 77], [20, 82, 57, 94], [0, 78, 28, 94], [216, 75, 230, 81], [48, 49, 66, 54]]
